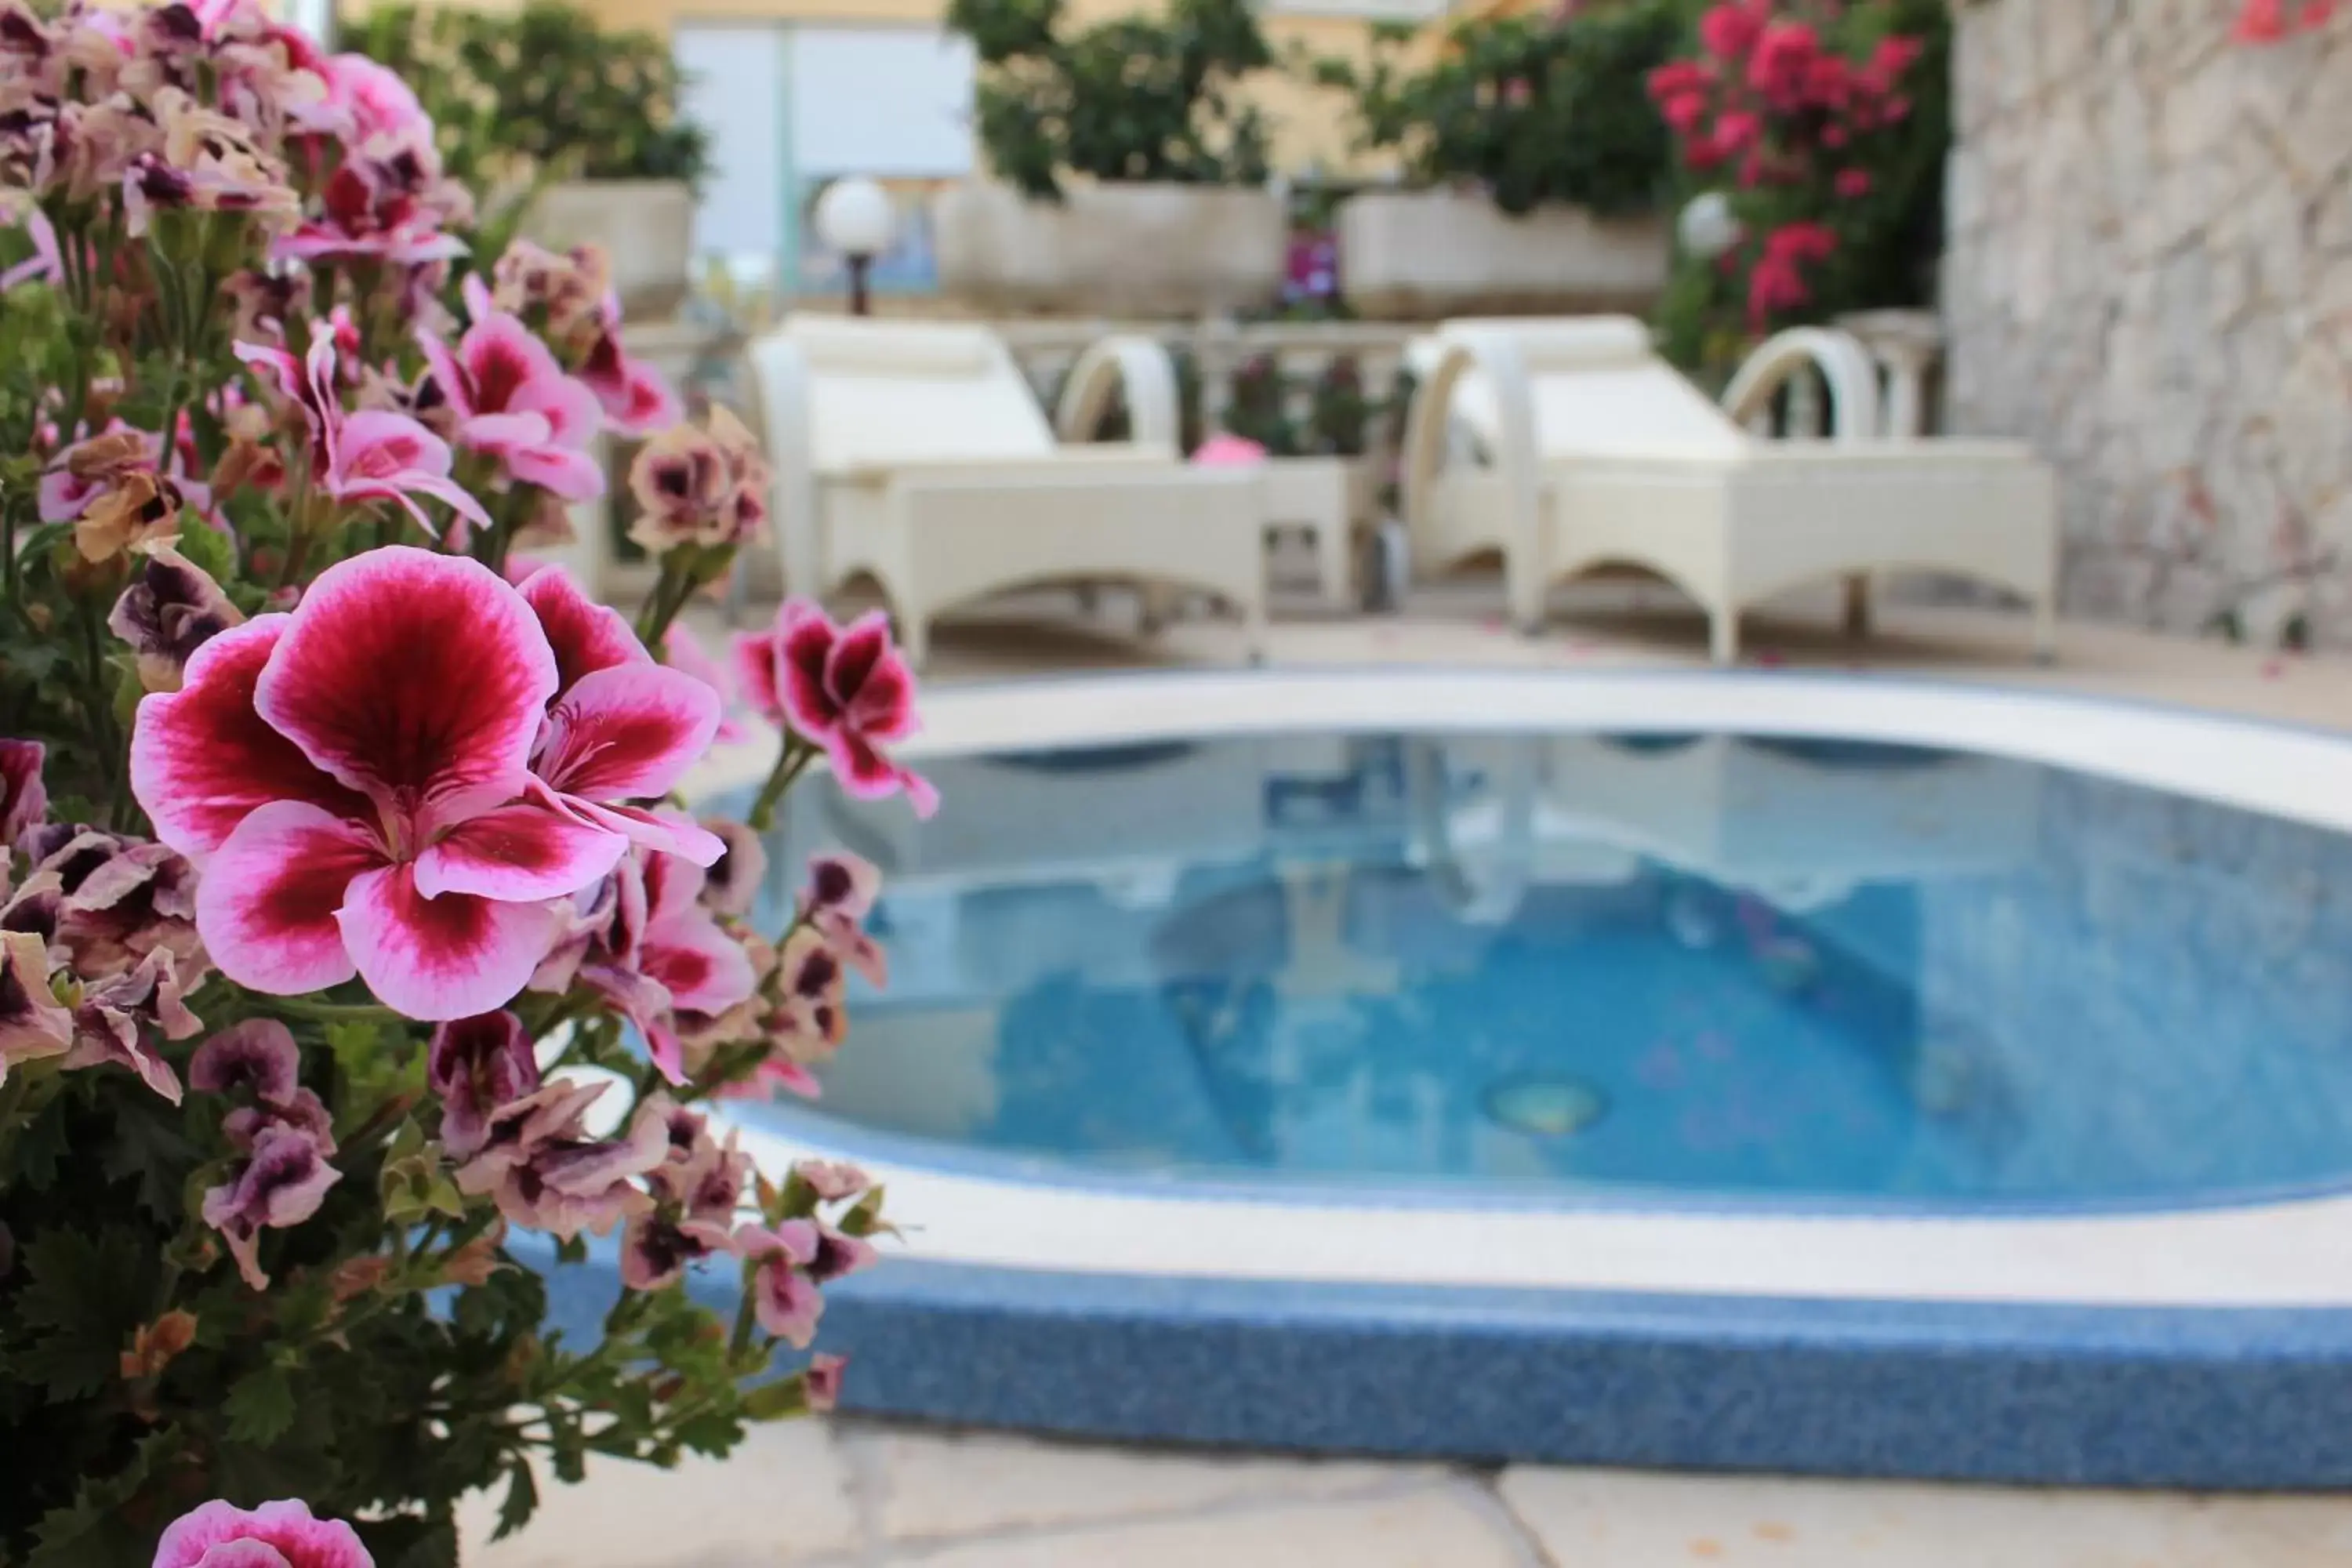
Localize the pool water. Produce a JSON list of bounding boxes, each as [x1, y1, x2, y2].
[[729, 729, 2352, 1210]]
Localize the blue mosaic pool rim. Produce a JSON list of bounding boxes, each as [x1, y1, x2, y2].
[[539, 1249, 2352, 1490]]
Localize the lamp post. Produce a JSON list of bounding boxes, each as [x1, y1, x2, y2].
[[812, 176, 895, 318]]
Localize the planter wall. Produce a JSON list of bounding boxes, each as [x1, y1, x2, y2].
[[1336, 189, 1669, 320], [932, 181, 1287, 318], [524, 178, 696, 322]]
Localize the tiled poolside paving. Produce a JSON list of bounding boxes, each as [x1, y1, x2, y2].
[[466, 579, 2352, 1566]]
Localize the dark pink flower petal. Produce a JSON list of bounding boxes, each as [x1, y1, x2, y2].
[[642, 915, 756, 1019], [154, 1498, 372, 1568], [535, 662, 720, 802], [254, 548, 557, 836], [521, 565, 648, 693], [411, 799, 626, 902], [775, 603, 844, 738], [728, 629, 783, 726], [831, 731, 938, 819], [131, 616, 372, 858], [196, 802, 384, 996], [338, 863, 560, 1020], [550, 793, 727, 866], [0, 739, 46, 844], [827, 611, 916, 742]]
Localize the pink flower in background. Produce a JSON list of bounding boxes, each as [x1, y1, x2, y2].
[[0, 738, 46, 843], [1834, 168, 1871, 198], [154, 1499, 372, 1568], [237, 327, 489, 536], [320, 51, 429, 145], [516, 567, 724, 865], [733, 601, 935, 818], [804, 1352, 848, 1412], [666, 624, 752, 742], [579, 316, 683, 437], [739, 1219, 824, 1345], [416, 278, 604, 500], [131, 548, 630, 1019], [1190, 433, 1267, 467]]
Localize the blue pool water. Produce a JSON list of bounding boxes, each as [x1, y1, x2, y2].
[[729, 730, 2352, 1210]]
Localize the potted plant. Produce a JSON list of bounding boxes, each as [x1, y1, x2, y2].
[[935, 0, 1288, 316], [1646, 0, 1949, 381], [343, 2, 713, 321], [0, 2, 916, 1556], [1316, 0, 1685, 318]]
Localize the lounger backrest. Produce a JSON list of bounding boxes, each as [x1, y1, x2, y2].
[[1442, 316, 1748, 461], [779, 316, 1057, 475]]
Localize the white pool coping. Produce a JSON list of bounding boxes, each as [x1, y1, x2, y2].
[[692, 669, 2352, 1310]]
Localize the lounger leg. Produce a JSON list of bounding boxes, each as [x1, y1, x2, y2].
[[1316, 518, 1350, 609], [902, 612, 932, 672], [1842, 573, 1871, 639], [1508, 559, 1546, 637], [1138, 585, 1177, 637], [2032, 594, 2058, 666], [1711, 606, 1740, 666], [1243, 591, 1268, 667]]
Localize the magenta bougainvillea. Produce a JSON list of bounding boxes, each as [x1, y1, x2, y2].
[[1649, 0, 1931, 331]]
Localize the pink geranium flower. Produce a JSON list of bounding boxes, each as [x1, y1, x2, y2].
[[154, 1499, 372, 1568], [514, 567, 724, 863], [579, 312, 684, 437], [236, 325, 489, 538], [416, 278, 604, 500], [129, 547, 633, 1019], [665, 623, 752, 742], [732, 601, 936, 817]]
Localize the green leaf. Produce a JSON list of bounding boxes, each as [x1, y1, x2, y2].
[[492, 1455, 540, 1540], [16, 1227, 156, 1398], [740, 1374, 809, 1421], [26, 1428, 179, 1568], [225, 1362, 297, 1445], [554, 1233, 588, 1265]]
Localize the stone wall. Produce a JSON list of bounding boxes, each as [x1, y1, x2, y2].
[[1940, 1, 2352, 647]]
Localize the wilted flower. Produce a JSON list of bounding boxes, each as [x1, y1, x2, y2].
[[0, 928, 72, 1079], [201, 1120, 340, 1288], [72, 468, 187, 561], [153, 1498, 372, 1568], [732, 601, 935, 816], [189, 1017, 299, 1103], [626, 406, 766, 552], [109, 543, 245, 691], [38, 427, 151, 524], [454, 1077, 669, 1238], [425, 1007, 538, 1160]]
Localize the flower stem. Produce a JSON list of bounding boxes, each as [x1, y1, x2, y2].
[[271, 996, 402, 1025], [746, 739, 817, 833]]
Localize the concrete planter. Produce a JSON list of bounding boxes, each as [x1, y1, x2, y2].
[[524, 179, 696, 322], [932, 181, 1286, 318], [1336, 189, 1669, 320]]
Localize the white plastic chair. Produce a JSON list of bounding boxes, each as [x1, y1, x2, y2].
[[1401, 316, 2059, 664], [746, 316, 1267, 668]]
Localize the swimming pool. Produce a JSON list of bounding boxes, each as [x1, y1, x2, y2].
[[687, 670, 2352, 1487]]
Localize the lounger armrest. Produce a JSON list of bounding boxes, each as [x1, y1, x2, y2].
[[829, 444, 1189, 487], [832, 451, 1250, 494]]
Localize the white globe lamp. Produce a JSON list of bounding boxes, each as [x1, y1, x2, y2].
[[1677, 190, 1744, 261], [812, 176, 897, 317]]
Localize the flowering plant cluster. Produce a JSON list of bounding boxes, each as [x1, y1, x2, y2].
[[2234, 0, 2337, 42], [0, 3, 924, 1559], [1645, 0, 1948, 369]]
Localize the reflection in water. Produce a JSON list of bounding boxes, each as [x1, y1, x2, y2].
[[725, 730, 2352, 1206]]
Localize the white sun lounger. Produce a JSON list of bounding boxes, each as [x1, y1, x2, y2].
[[1401, 316, 2059, 664], [746, 316, 1266, 668]]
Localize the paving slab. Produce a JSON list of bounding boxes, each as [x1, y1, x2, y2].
[[1497, 1467, 2352, 1567]]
